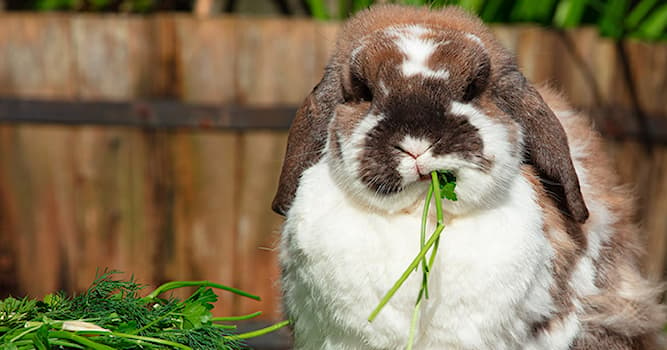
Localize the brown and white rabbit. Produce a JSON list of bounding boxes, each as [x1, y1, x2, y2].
[[272, 5, 665, 349]]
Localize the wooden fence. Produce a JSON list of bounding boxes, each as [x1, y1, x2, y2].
[[0, 14, 666, 324]]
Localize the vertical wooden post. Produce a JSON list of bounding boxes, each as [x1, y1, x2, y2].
[[194, 0, 223, 17]]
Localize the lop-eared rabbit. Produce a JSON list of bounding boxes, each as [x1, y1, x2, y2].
[[273, 5, 665, 349]]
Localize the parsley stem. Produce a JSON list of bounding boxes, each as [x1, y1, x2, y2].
[[430, 172, 444, 225], [229, 320, 291, 339], [48, 331, 115, 350], [110, 332, 193, 350], [420, 184, 434, 299], [143, 281, 260, 301], [427, 172, 444, 270], [406, 297, 422, 350], [10, 324, 42, 343], [48, 339, 85, 349], [212, 311, 262, 322], [367, 222, 446, 322]]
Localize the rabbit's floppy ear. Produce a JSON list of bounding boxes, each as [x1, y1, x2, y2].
[[272, 67, 343, 216], [494, 69, 589, 223]]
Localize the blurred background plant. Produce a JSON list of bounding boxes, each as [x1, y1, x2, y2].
[[1, 0, 665, 41]]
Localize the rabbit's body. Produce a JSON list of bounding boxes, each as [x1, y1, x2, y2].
[[274, 5, 664, 349], [281, 157, 552, 349]]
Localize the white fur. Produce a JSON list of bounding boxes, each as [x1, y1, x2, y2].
[[331, 112, 431, 213], [396, 136, 436, 186], [281, 154, 559, 349], [281, 157, 556, 349], [445, 102, 523, 217], [339, 112, 383, 178], [525, 313, 581, 350], [556, 109, 615, 302], [378, 80, 390, 96], [465, 33, 485, 48], [399, 135, 432, 157], [387, 25, 451, 80]]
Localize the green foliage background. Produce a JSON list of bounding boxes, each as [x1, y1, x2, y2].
[[8, 0, 665, 41], [312, 0, 667, 41]]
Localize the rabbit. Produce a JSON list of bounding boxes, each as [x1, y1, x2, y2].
[[272, 5, 665, 350]]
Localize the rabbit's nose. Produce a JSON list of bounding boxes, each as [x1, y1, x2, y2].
[[396, 135, 435, 159]]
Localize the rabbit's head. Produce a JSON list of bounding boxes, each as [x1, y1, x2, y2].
[[273, 5, 588, 222]]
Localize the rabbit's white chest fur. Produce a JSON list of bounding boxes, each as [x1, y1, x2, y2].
[[280, 160, 559, 350]]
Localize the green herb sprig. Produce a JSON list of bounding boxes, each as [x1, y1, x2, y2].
[[0, 271, 289, 349], [368, 170, 457, 349]]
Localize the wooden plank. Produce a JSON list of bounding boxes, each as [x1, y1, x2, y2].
[[643, 148, 667, 281], [0, 125, 77, 297], [555, 28, 601, 109], [71, 15, 157, 100], [624, 40, 667, 130], [315, 21, 340, 74], [515, 26, 560, 84], [235, 131, 287, 320], [491, 25, 520, 55], [169, 16, 240, 316], [0, 126, 20, 297], [175, 16, 238, 102], [234, 18, 318, 319], [0, 14, 75, 99], [193, 0, 223, 17], [68, 15, 162, 293], [623, 40, 667, 279], [0, 14, 78, 298], [235, 18, 318, 105]]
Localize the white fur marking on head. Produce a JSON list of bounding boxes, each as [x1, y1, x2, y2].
[[465, 33, 484, 48], [351, 41, 366, 61], [449, 101, 515, 168], [340, 113, 383, 177], [387, 25, 451, 80], [378, 80, 390, 96], [329, 112, 429, 213], [445, 101, 523, 216]]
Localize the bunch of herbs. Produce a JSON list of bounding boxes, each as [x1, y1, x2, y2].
[[0, 271, 288, 350]]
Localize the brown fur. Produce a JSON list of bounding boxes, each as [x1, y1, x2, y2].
[[537, 87, 665, 348]]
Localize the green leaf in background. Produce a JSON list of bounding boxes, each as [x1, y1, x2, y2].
[[89, 0, 112, 10], [625, 0, 659, 30], [307, 0, 331, 19], [511, 0, 558, 24], [404, 0, 428, 6], [598, 0, 630, 38], [632, 3, 667, 40], [553, 0, 589, 28], [121, 0, 155, 13], [351, 0, 373, 14], [35, 0, 76, 10], [479, 0, 505, 22], [457, 0, 486, 13], [479, 0, 516, 23]]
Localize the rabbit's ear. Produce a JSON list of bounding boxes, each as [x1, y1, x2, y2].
[[495, 70, 589, 223], [272, 68, 342, 216]]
